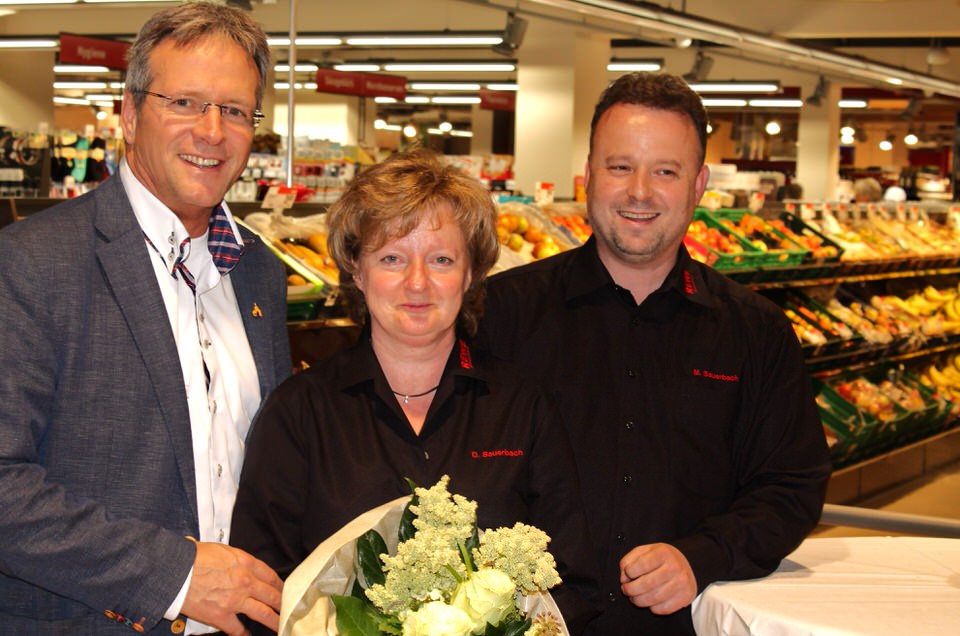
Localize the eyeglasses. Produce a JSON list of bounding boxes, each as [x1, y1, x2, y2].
[[136, 90, 263, 129]]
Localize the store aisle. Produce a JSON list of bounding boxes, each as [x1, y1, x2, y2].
[[814, 460, 960, 537]]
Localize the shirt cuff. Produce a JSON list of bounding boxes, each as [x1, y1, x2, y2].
[[164, 567, 193, 621]]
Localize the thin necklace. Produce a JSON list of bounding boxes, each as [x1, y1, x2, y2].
[[391, 384, 440, 405]]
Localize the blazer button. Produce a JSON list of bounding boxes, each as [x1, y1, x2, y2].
[[171, 618, 186, 633]]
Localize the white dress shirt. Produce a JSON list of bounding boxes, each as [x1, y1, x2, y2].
[[120, 161, 261, 633]]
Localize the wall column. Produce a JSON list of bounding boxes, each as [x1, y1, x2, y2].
[[513, 19, 609, 199], [0, 50, 54, 131], [796, 80, 841, 201]]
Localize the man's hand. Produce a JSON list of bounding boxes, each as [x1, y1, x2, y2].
[[180, 541, 283, 636], [619, 543, 697, 615]]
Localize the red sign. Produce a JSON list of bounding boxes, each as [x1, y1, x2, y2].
[[59, 33, 130, 70], [479, 89, 515, 111], [315, 69, 406, 100]]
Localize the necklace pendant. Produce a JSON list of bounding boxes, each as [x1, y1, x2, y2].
[[403, 395, 410, 405]]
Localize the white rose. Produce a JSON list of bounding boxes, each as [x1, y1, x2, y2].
[[402, 601, 474, 636], [452, 568, 516, 633]]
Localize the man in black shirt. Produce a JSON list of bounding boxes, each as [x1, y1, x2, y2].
[[477, 72, 832, 635]]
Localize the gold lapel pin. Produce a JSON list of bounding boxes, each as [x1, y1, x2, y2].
[[252, 303, 263, 318]]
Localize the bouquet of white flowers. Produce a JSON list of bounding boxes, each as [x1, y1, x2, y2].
[[278, 475, 568, 636]]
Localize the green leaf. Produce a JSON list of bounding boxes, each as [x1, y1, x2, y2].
[[356, 529, 388, 588], [398, 479, 420, 542], [350, 577, 366, 599], [499, 617, 532, 636], [332, 594, 384, 636]]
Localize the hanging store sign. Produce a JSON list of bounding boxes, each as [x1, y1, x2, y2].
[[59, 33, 130, 70], [479, 89, 515, 111], [315, 69, 407, 100]]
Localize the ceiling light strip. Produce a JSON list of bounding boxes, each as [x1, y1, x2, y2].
[[522, 0, 960, 98]]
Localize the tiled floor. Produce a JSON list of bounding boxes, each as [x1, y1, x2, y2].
[[814, 460, 960, 537]]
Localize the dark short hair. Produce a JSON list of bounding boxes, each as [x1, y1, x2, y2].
[[590, 72, 708, 165], [125, 0, 271, 110], [326, 148, 500, 337]]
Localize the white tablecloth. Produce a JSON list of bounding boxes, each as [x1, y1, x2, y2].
[[691, 536, 960, 636]]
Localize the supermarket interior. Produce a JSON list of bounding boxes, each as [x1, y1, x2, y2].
[[2, 0, 960, 534]]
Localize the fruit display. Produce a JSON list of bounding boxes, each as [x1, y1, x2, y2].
[[918, 355, 960, 418], [716, 211, 805, 255], [550, 213, 592, 243], [824, 298, 895, 345], [495, 201, 572, 265], [834, 377, 899, 422], [768, 215, 840, 260], [276, 233, 340, 286], [684, 217, 749, 268]]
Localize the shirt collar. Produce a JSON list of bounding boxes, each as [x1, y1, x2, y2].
[[121, 159, 245, 277], [339, 326, 488, 395], [564, 235, 718, 311]]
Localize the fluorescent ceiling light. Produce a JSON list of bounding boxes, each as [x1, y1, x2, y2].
[[346, 36, 503, 46], [700, 98, 747, 107], [374, 96, 398, 103], [55, 65, 111, 73], [84, 93, 117, 101], [405, 96, 431, 104], [689, 81, 780, 93], [54, 96, 90, 105], [381, 124, 402, 132], [748, 99, 802, 107], [334, 64, 381, 72], [0, 38, 57, 48], [54, 81, 107, 89], [383, 62, 515, 72], [109, 82, 125, 90], [268, 37, 343, 47], [449, 130, 474, 138], [0, 0, 77, 4], [274, 82, 318, 90], [431, 96, 482, 104], [607, 59, 663, 72], [410, 83, 481, 91], [838, 100, 868, 108], [275, 64, 319, 72], [427, 128, 445, 135], [523, 0, 960, 98], [485, 83, 518, 91]]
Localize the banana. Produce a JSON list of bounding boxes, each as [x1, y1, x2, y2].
[[906, 294, 942, 316], [943, 364, 960, 383], [946, 298, 960, 322], [923, 285, 953, 303], [928, 364, 952, 388]]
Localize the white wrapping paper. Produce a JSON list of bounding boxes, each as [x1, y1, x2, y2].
[[279, 496, 569, 636]]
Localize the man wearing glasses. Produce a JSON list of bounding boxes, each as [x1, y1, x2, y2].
[[0, 2, 291, 634]]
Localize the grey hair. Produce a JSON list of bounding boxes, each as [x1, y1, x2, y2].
[[125, 1, 270, 109]]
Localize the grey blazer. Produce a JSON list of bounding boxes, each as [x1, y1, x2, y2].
[[0, 176, 292, 634]]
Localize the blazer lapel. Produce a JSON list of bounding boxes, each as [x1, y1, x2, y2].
[[231, 234, 277, 402], [92, 178, 199, 527]]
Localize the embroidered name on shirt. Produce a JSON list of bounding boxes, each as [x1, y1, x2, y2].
[[471, 449, 524, 458], [683, 270, 697, 295], [693, 368, 740, 382], [458, 338, 473, 369]]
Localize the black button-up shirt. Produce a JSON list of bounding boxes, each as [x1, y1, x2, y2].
[[231, 334, 600, 632], [477, 238, 832, 635]]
